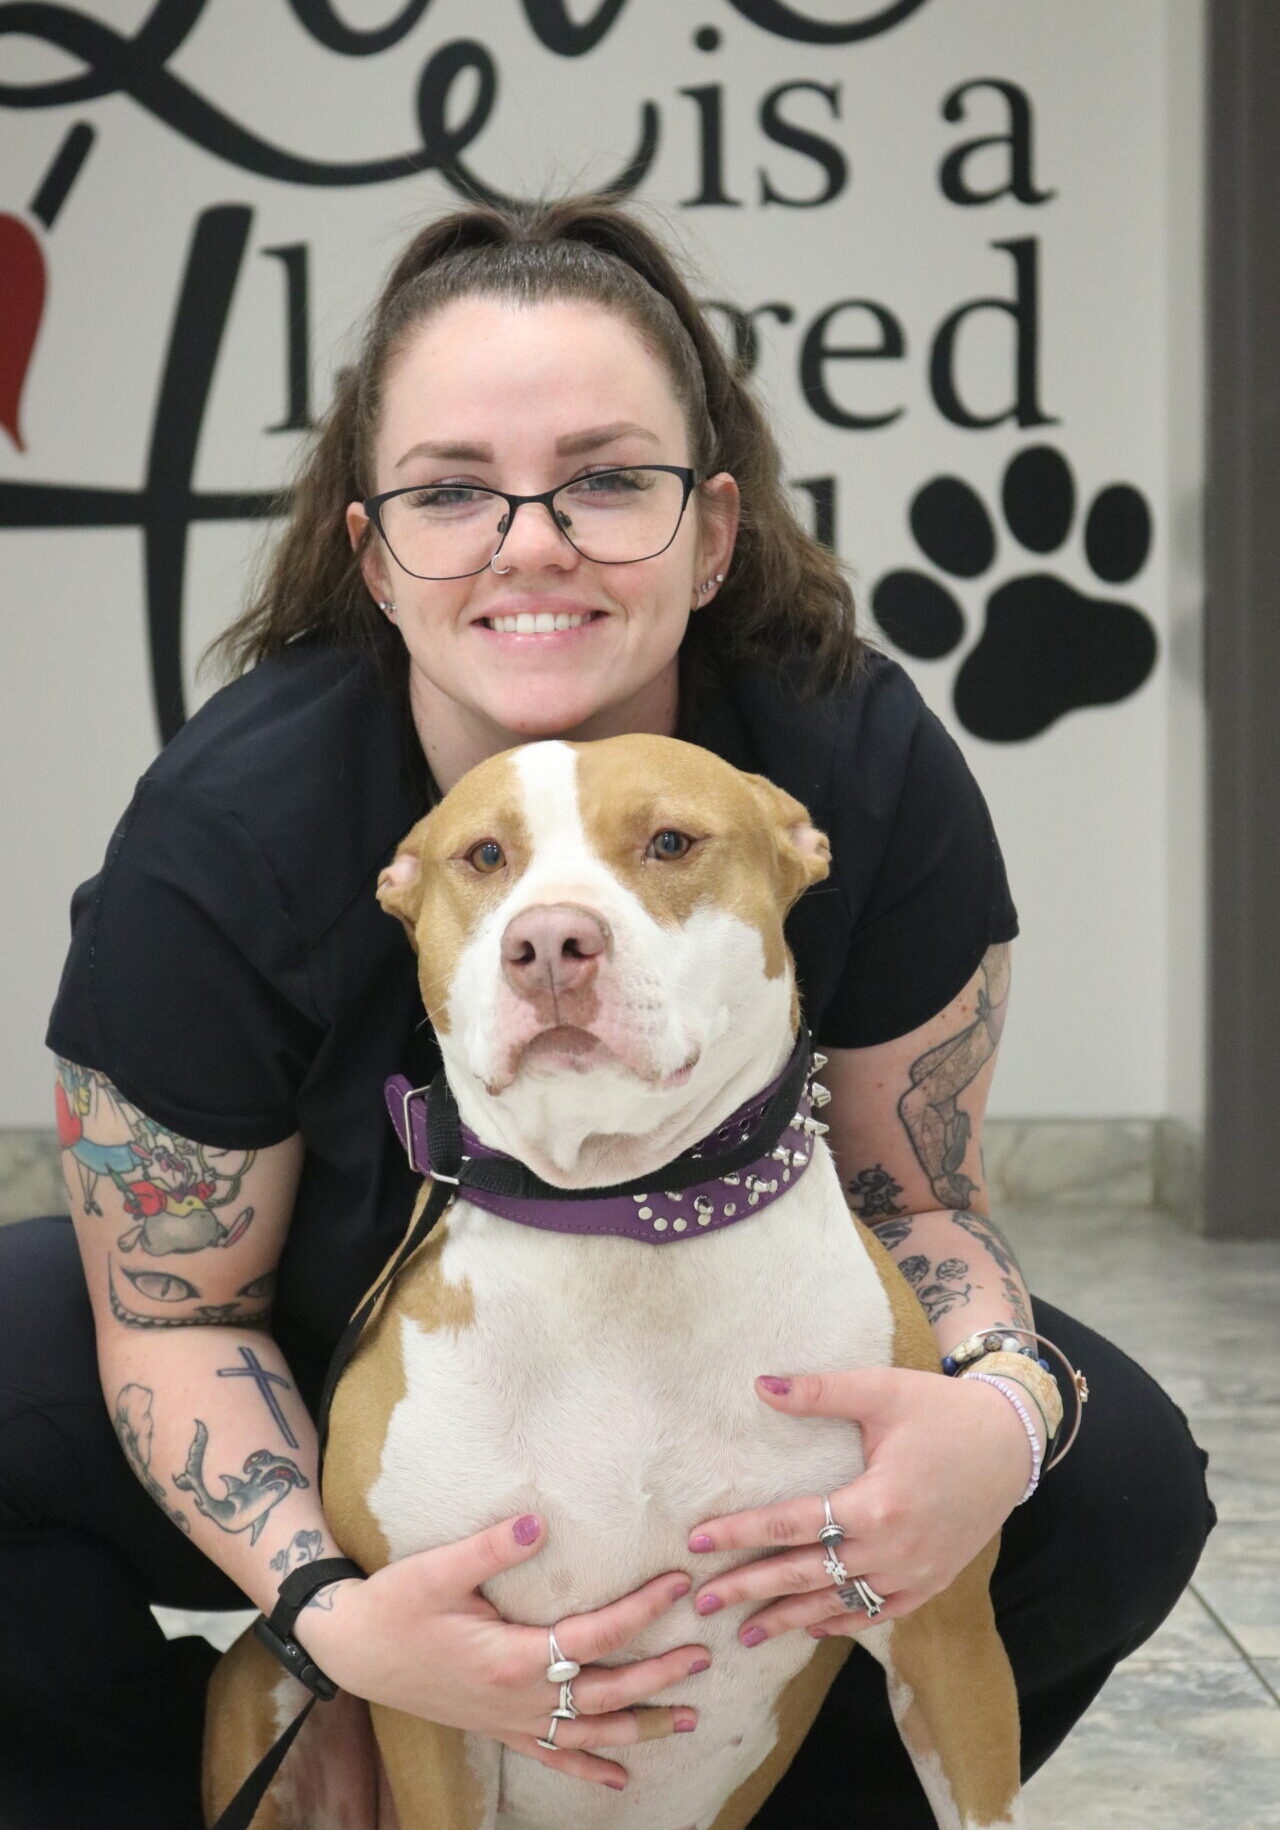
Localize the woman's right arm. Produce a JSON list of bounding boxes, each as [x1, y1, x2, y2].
[[56, 1058, 709, 1790]]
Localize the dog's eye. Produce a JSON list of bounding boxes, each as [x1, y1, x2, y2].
[[647, 829, 692, 861], [467, 839, 506, 874]]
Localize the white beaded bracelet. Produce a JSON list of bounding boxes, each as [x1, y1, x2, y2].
[[962, 1371, 1044, 1504]]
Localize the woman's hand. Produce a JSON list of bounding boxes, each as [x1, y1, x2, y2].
[[685, 1367, 1039, 1645], [296, 1514, 710, 1793]]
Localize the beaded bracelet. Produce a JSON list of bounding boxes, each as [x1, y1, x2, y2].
[[963, 1372, 1043, 1503], [941, 1323, 1089, 1472]]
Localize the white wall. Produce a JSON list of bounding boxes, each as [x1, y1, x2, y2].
[[0, 0, 1204, 1128]]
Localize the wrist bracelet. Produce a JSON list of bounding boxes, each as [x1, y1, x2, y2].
[[962, 1372, 1043, 1504], [942, 1323, 1088, 1472], [252, 1557, 365, 1699]]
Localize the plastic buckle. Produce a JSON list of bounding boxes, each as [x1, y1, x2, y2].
[[252, 1614, 339, 1700]]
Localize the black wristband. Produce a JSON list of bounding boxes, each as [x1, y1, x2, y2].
[[252, 1557, 365, 1700]]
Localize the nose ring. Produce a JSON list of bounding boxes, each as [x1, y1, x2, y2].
[[491, 553, 512, 575]]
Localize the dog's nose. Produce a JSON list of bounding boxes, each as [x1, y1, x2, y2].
[[501, 903, 611, 1000]]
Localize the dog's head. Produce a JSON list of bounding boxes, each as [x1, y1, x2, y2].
[[378, 736, 829, 1183]]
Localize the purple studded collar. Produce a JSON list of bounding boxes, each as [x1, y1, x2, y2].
[[384, 1032, 831, 1245]]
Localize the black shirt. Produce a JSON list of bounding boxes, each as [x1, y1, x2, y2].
[[47, 634, 1017, 1388]]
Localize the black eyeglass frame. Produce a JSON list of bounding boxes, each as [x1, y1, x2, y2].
[[362, 464, 701, 581]]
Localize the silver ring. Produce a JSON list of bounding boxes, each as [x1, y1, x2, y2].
[[817, 1494, 849, 1585], [836, 1577, 885, 1618], [490, 553, 512, 575], [557, 1678, 579, 1719], [545, 1628, 581, 1684], [536, 1715, 561, 1751]]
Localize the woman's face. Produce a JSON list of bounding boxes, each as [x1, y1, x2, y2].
[[346, 296, 738, 771]]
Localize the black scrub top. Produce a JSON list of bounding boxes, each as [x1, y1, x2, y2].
[[47, 634, 1018, 1393]]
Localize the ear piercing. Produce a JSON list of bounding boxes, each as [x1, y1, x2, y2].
[[698, 573, 725, 595], [378, 601, 396, 618]]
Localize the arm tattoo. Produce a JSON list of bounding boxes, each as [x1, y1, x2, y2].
[[862, 1206, 1032, 1331], [846, 1163, 907, 1220], [106, 1259, 273, 1331], [271, 1530, 346, 1609], [112, 1383, 191, 1534], [55, 1057, 257, 1254], [172, 1421, 308, 1544], [896, 943, 1010, 1209]]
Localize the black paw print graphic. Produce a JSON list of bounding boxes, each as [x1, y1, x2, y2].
[[871, 445, 1157, 741]]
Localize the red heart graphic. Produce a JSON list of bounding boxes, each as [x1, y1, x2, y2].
[[54, 1079, 82, 1149], [0, 214, 46, 452]]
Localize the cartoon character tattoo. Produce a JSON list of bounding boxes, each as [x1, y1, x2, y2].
[[55, 1058, 257, 1254]]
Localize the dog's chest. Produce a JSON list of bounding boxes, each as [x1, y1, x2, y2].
[[364, 1150, 892, 1623]]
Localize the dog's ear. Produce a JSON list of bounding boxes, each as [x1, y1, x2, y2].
[[376, 817, 431, 947], [741, 773, 831, 909]]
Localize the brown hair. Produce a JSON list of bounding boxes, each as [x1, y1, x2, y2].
[[207, 195, 870, 699]]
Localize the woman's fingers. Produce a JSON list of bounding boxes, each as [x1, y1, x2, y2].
[[521, 1704, 698, 1753], [439, 1511, 550, 1597], [568, 1641, 711, 1717], [545, 1569, 695, 1667]]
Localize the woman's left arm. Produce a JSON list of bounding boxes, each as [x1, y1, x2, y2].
[[685, 942, 1041, 1643]]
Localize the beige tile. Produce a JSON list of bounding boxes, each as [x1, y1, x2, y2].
[[1022, 1659, 1280, 1829], [1194, 1524, 1280, 1658]]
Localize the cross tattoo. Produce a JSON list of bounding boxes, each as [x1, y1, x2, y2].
[[216, 1346, 299, 1448]]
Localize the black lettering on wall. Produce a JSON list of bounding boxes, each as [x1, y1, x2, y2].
[[680, 84, 744, 207], [522, 0, 631, 56], [702, 299, 796, 376], [758, 81, 848, 206], [262, 244, 313, 434], [792, 473, 837, 549], [930, 237, 1057, 429], [284, 0, 432, 56], [800, 299, 906, 428], [939, 78, 1055, 205], [726, 0, 930, 45]]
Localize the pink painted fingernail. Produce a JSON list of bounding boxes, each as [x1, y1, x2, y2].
[[605, 1777, 626, 1790], [689, 1658, 711, 1674], [741, 1626, 767, 1647], [807, 1627, 829, 1639], [669, 1578, 692, 1600], [758, 1376, 791, 1395], [695, 1594, 722, 1615], [689, 1533, 715, 1552], [674, 1713, 697, 1732], [513, 1514, 540, 1545]]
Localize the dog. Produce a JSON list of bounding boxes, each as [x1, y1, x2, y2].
[[203, 733, 1023, 1830]]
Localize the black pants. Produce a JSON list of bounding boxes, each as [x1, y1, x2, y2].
[[0, 1215, 1216, 1829]]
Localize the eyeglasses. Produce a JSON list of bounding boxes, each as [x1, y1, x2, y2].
[[363, 464, 699, 581]]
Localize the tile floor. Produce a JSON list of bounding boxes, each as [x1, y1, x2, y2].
[[158, 1201, 1280, 1827]]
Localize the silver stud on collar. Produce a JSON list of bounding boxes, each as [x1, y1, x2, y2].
[[811, 1052, 829, 1071], [810, 1082, 832, 1108], [653, 1216, 668, 1231]]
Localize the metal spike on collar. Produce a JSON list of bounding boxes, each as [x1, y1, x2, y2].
[[803, 1117, 830, 1137], [811, 1052, 829, 1071], [810, 1082, 831, 1108]]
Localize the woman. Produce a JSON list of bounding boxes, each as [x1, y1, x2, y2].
[[3, 196, 1213, 1828]]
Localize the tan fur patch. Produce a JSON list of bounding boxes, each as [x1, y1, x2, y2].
[[203, 1628, 290, 1830], [369, 1706, 490, 1830], [705, 1636, 852, 1830], [572, 737, 828, 981], [323, 1188, 474, 1572], [376, 748, 533, 1036]]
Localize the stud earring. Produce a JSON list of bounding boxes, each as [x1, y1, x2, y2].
[[378, 600, 396, 618]]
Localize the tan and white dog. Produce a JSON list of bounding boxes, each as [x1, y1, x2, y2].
[[205, 734, 1023, 1830]]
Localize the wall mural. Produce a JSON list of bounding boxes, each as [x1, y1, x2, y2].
[[0, 0, 1157, 746]]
